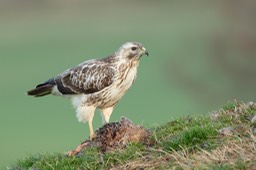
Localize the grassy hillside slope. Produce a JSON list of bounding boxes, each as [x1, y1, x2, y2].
[[9, 100, 256, 169]]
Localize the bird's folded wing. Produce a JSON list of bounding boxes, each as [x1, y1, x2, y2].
[[54, 61, 116, 95]]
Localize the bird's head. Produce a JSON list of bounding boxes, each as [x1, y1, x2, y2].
[[115, 42, 149, 61]]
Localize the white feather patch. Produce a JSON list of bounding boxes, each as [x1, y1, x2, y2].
[[51, 86, 62, 96]]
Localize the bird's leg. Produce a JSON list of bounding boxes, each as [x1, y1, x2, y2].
[[101, 107, 114, 124], [88, 118, 96, 140], [76, 106, 96, 140]]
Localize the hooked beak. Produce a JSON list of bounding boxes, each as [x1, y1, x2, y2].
[[142, 47, 149, 56]]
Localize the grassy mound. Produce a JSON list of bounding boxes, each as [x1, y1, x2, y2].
[[10, 100, 256, 169]]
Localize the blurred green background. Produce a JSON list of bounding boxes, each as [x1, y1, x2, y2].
[[1, 0, 256, 167]]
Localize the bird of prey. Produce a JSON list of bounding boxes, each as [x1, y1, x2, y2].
[[27, 42, 149, 140]]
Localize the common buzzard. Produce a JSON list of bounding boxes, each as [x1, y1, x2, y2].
[[27, 42, 149, 140]]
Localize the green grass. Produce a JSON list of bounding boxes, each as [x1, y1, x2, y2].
[[8, 100, 256, 169]]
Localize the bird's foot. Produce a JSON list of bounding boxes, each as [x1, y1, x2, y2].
[[90, 132, 96, 141]]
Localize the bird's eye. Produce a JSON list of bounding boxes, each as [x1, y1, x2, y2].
[[131, 47, 137, 51]]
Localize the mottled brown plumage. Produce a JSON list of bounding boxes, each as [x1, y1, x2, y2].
[[27, 42, 149, 140]]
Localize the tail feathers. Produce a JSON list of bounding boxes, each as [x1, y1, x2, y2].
[[27, 78, 56, 97], [27, 83, 55, 97]]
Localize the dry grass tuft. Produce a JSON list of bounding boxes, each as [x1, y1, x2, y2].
[[172, 131, 256, 169], [114, 131, 256, 170]]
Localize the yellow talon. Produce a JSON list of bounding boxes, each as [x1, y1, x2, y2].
[[90, 132, 96, 140], [88, 119, 96, 140]]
